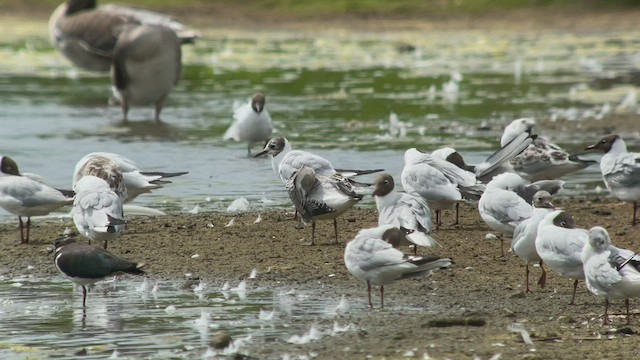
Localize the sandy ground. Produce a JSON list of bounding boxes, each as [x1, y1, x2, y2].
[[2, 196, 640, 359]]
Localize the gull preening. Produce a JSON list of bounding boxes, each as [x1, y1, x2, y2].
[[286, 166, 363, 245], [0, 156, 73, 243], [73, 175, 125, 249], [54, 236, 145, 307], [344, 225, 452, 308], [49, 0, 198, 72], [585, 134, 640, 225], [511, 190, 555, 293], [373, 173, 438, 251], [224, 93, 273, 156], [402, 148, 483, 228], [535, 210, 587, 304], [582, 226, 640, 324]]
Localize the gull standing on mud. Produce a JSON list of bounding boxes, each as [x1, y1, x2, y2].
[[49, 0, 198, 72], [73, 175, 125, 249], [54, 236, 145, 307], [373, 173, 438, 252], [255, 137, 383, 184], [585, 134, 640, 225], [0, 156, 74, 243], [286, 166, 363, 245], [478, 172, 533, 256], [224, 93, 273, 156], [500, 118, 595, 181], [401, 148, 483, 228], [73, 152, 187, 202], [511, 190, 555, 293], [535, 210, 587, 304], [344, 225, 451, 308], [582, 226, 640, 325]]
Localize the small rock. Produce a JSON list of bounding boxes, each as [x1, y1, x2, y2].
[[591, 209, 612, 216], [617, 327, 635, 335], [509, 292, 526, 299], [210, 330, 232, 349]]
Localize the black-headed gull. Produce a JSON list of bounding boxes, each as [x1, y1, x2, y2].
[[402, 148, 483, 228], [344, 225, 451, 308], [535, 210, 587, 304], [255, 137, 383, 184], [478, 172, 533, 256], [0, 156, 74, 243], [111, 24, 181, 122], [73, 175, 125, 249], [582, 226, 640, 325], [501, 118, 595, 181], [287, 166, 363, 245], [73, 152, 187, 202], [585, 134, 640, 225], [224, 93, 273, 156], [49, 0, 198, 72], [54, 236, 145, 307], [373, 173, 438, 252], [511, 190, 555, 292]]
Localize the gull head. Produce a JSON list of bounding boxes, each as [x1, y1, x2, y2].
[[551, 211, 576, 229], [0, 156, 20, 176], [486, 172, 526, 191], [381, 227, 410, 248], [584, 134, 622, 154], [532, 190, 554, 209], [254, 137, 287, 158], [588, 226, 611, 252], [403, 148, 426, 165], [372, 173, 395, 197], [251, 92, 266, 114]]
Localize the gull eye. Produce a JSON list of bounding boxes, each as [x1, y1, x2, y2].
[[560, 221, 566, 227]]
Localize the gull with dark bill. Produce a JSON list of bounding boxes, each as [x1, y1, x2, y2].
[[373, 173, 438, 252], [54, 236, 145, 307], [0, 156, 74, 243], [344, 225, 451, 308], [49, 0, 198, 72], [582, 226, 640, 325], [585, 134, 640, 225], [73, 175, 125, 249], [535, 210, 587, 304], [286, 166, 363, 245], [224, 93, 273, 156]]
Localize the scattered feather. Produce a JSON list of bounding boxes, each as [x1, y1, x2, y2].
[[189, 205, 201, 214], [249, 268, 258, 279], [287, 326, 322, 344], [254, 214, 262, 223], [507, 323, 534, 346], [227, 197, 249, 213], [225, 218, 235, 227]]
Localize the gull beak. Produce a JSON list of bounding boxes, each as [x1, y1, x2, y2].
[[254, 149, 269, 158], [584, 143, 598, 151]]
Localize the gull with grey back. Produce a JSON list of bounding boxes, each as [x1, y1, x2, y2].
[[224, 93, 273, 156]]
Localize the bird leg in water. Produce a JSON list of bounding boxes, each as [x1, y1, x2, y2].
[[25, 217, 31, 243], [82, 285, 88, 308]]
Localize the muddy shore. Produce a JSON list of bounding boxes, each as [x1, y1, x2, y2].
[[2, 196, 640, 359]]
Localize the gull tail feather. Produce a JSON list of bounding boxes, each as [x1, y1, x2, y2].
[[407, 231, 440, 248]]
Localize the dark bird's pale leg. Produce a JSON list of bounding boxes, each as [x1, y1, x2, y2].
[[367, 281, 373, 309], [537, 261, 547, 289], [380, 286, 385, 309], [333, 219, 339, 244], [569, 279, 579, 305]]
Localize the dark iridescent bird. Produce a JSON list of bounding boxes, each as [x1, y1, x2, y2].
[[54, 236, 145, 307]]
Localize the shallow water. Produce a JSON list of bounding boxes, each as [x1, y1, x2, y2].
[[0, 19, 639, 219], [0, 274, 364, 358]]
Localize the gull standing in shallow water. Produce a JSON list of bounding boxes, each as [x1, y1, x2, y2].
[[73, 175, 125, 249], [344, 225, 452, 308], [511, 190, 555, 293], [535, 210, 587, 304], [402, 148, 483, 228], [373, 173, 438, 252], [224, 93, 273, 156], [585, 134, 640, 225], [0, 156, 74, 243], [73, 152, 187, 202], [478, 173, 533, 256], [582, 226, 640, 325], [287, 166, 363, 245], [54, 236, 145, 307]]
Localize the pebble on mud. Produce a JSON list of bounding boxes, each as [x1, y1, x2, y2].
[[211, 330, 233, 349]]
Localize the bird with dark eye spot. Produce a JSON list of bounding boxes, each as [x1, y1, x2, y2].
[[552, 211, 576, 229], [251, 93, 266, 113], [584, 134, 620, 153], [372, 173, 394, 197], [0, 156, 20, 176]]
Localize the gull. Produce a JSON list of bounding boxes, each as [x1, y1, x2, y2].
[[224, 93, 273, 156], [287, 166, 363, 245], [73, 152, 187, 202], [54, 236, 145, 307], [49, 0, 198, 72], [535, 210, 587, 304], [582, 226, 640, 325], [344, 225, 451, 308], [501, 118, 595, 181], [401, 148, 483, 228], [489, 172, 564, 205], [255, 137, 383, 184], [373, 173, 438, 252], [585, 134, 640, 225], [511, 190, 555, 293], [73, 175, 125, 249], [111, 24, 181, 122], [478, 173, 533, 256], [0, 156, 74, 243]]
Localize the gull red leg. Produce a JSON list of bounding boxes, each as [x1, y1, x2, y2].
[[82, 285, 88, 308], [367, 281, 373, 309], [18, 216, 24, 243], [454, 203, 460, 225], [380, 285, 385, 309], [525, 264, 531, 293], [569, 279, 578, 305], [334, 219, 339, 244], [537, 261, 547, 289], [633, 202, 638, 226], [603, 298, 610, 325]]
